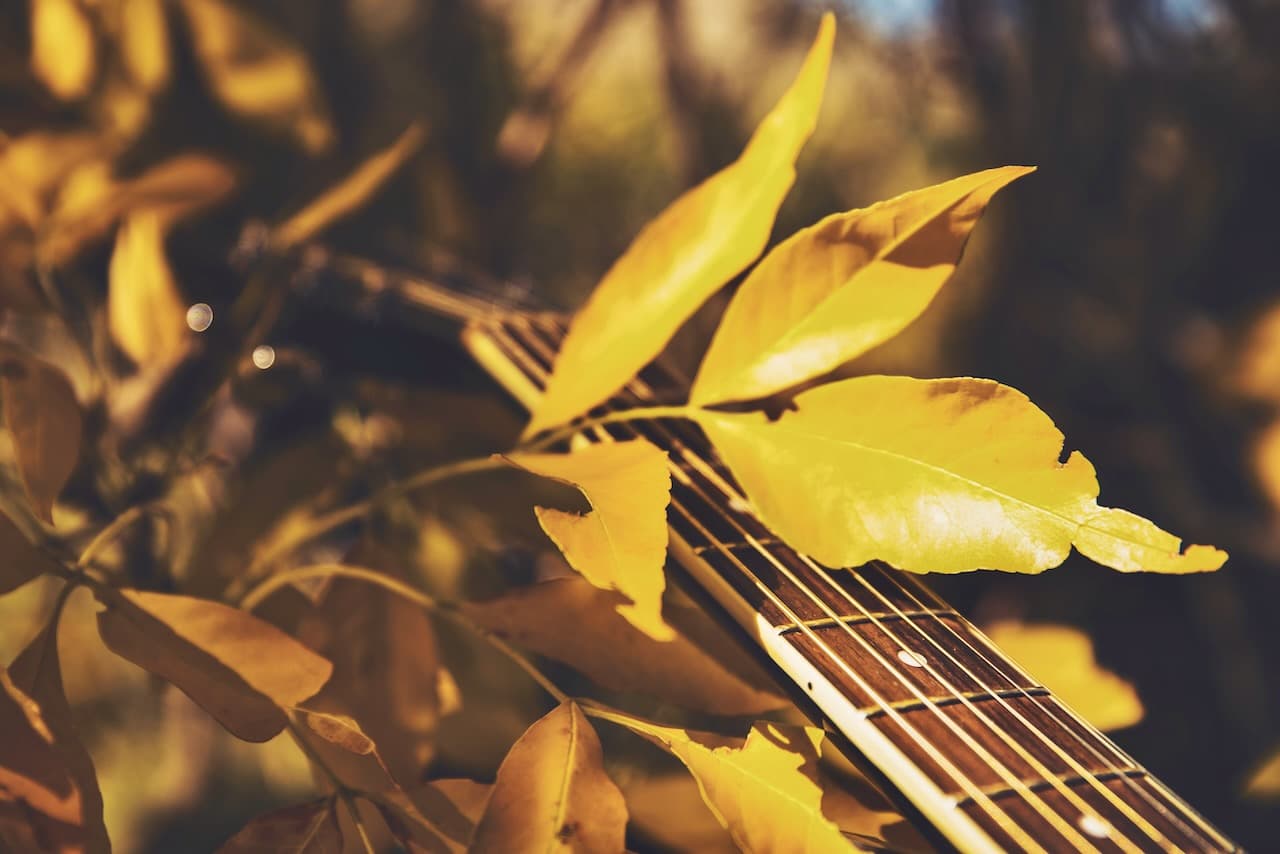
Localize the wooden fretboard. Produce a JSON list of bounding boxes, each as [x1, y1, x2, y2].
[[459, 309, 1238, 854]]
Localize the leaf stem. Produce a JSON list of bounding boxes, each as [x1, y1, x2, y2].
[[239, 563, 568, 705], [284, 716, 376, 853], [518, 405, 693, 452], [230, 455, 509, 600], [76, 504, 152, 570]]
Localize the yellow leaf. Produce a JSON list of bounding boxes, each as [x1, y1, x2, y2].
[[1252, 419, 1280, 509], [96, 589, 333, 742], [0, 509, 62, 594], [271, 123, 427, 250], [695, 375, 1226, 574], [1244, 747, 1280, 800], [504, 441, 674, 641], [462, 577, 785, 715], [30, 0, 96, 101], [983, 622, 1144, 731], [218, 798, 343, 853], [471, 701, 627, 854], [691, 166, 1035, 406], [603, 713, 856, 853], [120, 0, 171, 93], [108, 210, 190, 367], [0, 343, 83, 524], [524, 13, 835, 437], [181, 0, 333, 153], [43, 153, 236, 264]]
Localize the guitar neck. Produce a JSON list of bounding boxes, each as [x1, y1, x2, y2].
[[293, 249, 1238, 853], [459, 309, 1237, 854]]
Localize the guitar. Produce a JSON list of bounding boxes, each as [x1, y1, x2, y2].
[[297, 249, 1240, 853]]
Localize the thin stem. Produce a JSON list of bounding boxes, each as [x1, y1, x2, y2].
[[232, 455, 509, 599], [285, 717, 376, 854], [239, 563, 568, 704], [77, 504, 152, 570], [518, 405, 693, 452]]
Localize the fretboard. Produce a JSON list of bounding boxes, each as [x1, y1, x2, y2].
[[463, 310, 1238, 854]]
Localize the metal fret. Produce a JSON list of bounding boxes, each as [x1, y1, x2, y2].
[[863, 687, 1052, 718], [775, 609, 961, 633], [960, 769, 1150, 806]]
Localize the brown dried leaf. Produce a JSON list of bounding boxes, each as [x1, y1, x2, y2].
[[0, 510, 62, 594], [0, 343, 83, 524], [6, 616, 110, 854], [377, 779, 492, 854], [299, 711, 375, 756], [462, 577, 785, 715], [218, 798, 343, 853], [471, 702, 627, 853], [95, 589, 332, 742]]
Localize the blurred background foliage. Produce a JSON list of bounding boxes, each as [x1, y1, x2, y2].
[[2, 0, 1279, 850]]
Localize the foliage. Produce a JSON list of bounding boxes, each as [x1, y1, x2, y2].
[[0, 2, 1236, 852]]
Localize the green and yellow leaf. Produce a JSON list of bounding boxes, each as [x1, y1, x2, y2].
[[504, 440, 674, 640], [523, 13, 835, 436], [471, 701, 627, 854], [695, 375, 1226, 574], [96, 589, 333, 742], [983, 621, 1144, 731], [602, 712, 855, 853], [0, 343, 83, 524], [690, 166, 1035, 406], [462, 577, 785, 715]]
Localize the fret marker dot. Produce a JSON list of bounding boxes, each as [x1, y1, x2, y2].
[[897, 649, 926, 668], [1078, 814, 1110, 839]]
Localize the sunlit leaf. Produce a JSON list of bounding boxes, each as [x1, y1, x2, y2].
[[1251, 419, 1280, 510], [696, 375, 1226, 574], [300, 710, 376, 756], [0, 343, 83, 524], [523, 13, 835, 436], [462, 577, 784, 714], [30, 0, 96, 101], [271, 123, 427, 250], [108, 210, 190, 368], [983, 621, 1144, 731], [504, 441, 674, 640], [218, 798, 343, 853], [0, 509, 62, 594], [1244, 747, 1280, 801], [180, 0, 333, 153], [7, 616, 110, 854], [120, 0, 171, 93], [622, 775, 737, 853], [690, 166, 1035, 406], [602, 712, 855, 853], [471, 701, 627, 853], [95, 589, 332, 742]]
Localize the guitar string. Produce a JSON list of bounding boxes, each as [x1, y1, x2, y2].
[[492, 320, 1069, 851], [526, 315, 1219, 851]]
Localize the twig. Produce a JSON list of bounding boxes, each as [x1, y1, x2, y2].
[[517, 404, 692, 452]]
